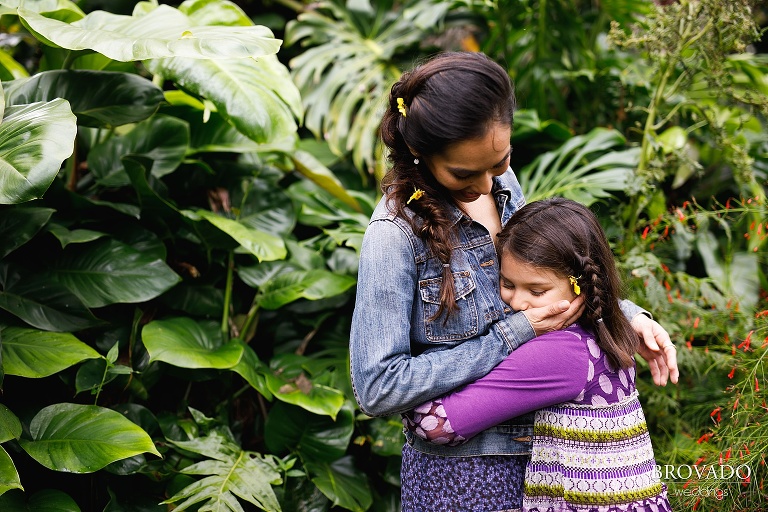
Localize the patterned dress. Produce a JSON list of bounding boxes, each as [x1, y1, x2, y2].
[[405, 324, 672, 512]]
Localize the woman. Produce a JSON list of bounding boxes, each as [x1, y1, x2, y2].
[[349, 51, 678, 511]]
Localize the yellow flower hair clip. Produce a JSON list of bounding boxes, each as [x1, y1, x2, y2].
[[407, 188, 424, 204], [568, 275, 581, 296], [397, 97, 407, 117]]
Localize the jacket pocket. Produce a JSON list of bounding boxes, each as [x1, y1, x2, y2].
[[419, 271, 479, 342]]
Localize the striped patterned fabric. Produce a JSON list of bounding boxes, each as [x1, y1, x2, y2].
[[523, 392, 671, 511]]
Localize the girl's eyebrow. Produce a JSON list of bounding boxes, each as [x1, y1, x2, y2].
[[448, 148, 512, 174]]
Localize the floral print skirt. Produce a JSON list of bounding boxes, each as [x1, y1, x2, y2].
[[400, 443, 528, 512]]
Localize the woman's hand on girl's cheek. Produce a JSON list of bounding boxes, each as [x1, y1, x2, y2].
[[523, 294, 585, 336]]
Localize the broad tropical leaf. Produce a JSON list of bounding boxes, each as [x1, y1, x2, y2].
[[163, 430, 282, 512], [516, 127, 639, 205], [16, 4, 280, 62], [146, 54, 301, 144], [51, 238, 181, 308], [260, 351, 346, 418], [0, 446, 22, 495], [2, 70, 165, 128], [1, 326, 101, 378], [305, 456, 373, 512], [0, 99, 76, 204], [87, 114, 190, 187], [0, 264, 102, 332], [286, 0, 455, 173], [255, 269, 356, 310], [0, 206, 54, 258], [18, 403, 161, 473], [291, 149, 361, 212], [188, 210, 287, 262], [264, 401, 354, 462], [0, 404, 21, 443], [142, 317, 244, 369], [0, 489, 79, 511]]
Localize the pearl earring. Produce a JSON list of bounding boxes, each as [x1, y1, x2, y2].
[[414, 158, 420, 165]]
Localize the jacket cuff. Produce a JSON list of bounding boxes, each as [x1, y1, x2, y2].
[[495, 311, 536, 353]]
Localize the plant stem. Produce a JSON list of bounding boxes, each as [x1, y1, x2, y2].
[[221, 251, 234, 336]]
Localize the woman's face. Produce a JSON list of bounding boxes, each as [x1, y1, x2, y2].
[[499, 253, 578, 311], [422, 123, 512, 203]]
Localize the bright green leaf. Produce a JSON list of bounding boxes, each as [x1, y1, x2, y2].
[[19, 403, 161, 473], [1, 326, 101, 378], [0, 404, 21, 443], [305, 456, 373, 512], [142, 317, 244, 369], [0, 99, 76, 204], [256, 269, 356, 310], [190, 210, 286, 262], [3, 70, 165, 128], [51, 238, 181, 308], [0, 445, 22, 495], [17, 5, 280, 62]]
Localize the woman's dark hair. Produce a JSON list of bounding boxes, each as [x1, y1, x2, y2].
[[380, 51, 515, 319], [496, 197, 638, 369]]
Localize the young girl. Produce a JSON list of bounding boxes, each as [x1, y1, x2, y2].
[[405, 197, 672, 511]]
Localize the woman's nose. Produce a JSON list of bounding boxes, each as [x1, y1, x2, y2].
[[473, 172, 494, 195]]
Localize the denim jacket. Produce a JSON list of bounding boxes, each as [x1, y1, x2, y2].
[[349, 170, 537, 456], [349, 169, 646, 457]]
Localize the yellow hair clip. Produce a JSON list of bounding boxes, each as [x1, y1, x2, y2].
[[397, 97, 407, 117], [407, 188, 424, 204], [568, 275, 581, 296]]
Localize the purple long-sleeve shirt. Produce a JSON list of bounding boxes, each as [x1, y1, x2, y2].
[[442, 325, 600, 439]]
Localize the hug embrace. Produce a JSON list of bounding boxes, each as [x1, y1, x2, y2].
[[350, 51, 678, 511]]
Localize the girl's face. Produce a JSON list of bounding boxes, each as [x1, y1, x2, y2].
[[422, 123, 512, 203], [499, 253, 578, 311]]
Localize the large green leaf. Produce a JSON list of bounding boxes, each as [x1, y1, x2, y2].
[[0, 445, 22, 495], [230, 341, 273, 400], [291, 149, 361, 212], [305, 456, 373, 512], [0, 99, 76, 204], [142, 317, 244, 369], [0, 489, 80, 512], [517, 127, 638, 206], [146, 54, 301, 144], [3, 70, 165, 128], [87, 114, 190, 187], [0, 206, 54, 258], [1, 326, 101, 378], [188, 210, 286, 262], [18, 403, 161, 473], [51, 238, 181, 308], [163, 429, 282, 512], [255, 269, 356, 310], [285, 1, 453, 173], [16, 4, 280, 62], [0, 404, 21, 443], [0, 263, 102, 332], [264, 401, 354, 463], [263, 367, 345, 419]]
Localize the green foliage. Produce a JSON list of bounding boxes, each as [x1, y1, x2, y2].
[[0, 0, 367, 510], [0, 0, 765, 510]]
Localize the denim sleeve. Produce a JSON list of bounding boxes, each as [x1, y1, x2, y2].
[[619, 298, 651, 320], [349, 219, 536, 418]]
